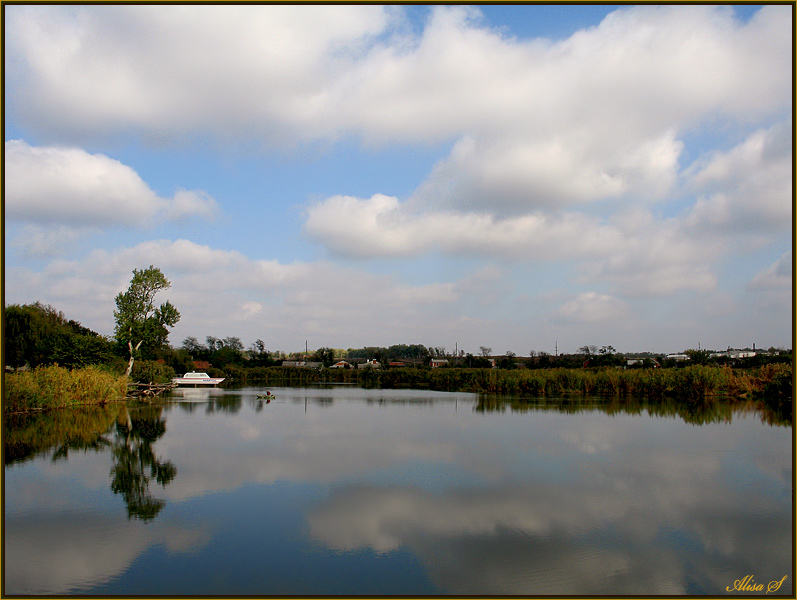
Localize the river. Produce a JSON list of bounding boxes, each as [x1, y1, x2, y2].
[[3, 385, 793, 595]]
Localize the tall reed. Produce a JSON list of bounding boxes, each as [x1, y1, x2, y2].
[[207, 362, 790, 401], [4, 365, 128, 413]]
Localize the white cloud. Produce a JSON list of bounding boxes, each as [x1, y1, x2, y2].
[[164, 190, 219, 221], [684, 122, 793, 236], [553, 292, 628, 324], [304, 193, 625, 260], [3, 4, 792, 353], [4, 513, 209, 595], [4, 239, 467, 347], [241, 302, 264, 317], [5, 140, 219, 227], [5, 4, 394, 144], [9, 224, 87, 259], [6, 5, 789, 149], [748, 252, 792, 291]]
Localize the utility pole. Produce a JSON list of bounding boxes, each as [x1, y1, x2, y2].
[[555, 341, 558, 357]]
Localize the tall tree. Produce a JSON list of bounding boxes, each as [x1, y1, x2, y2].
[[5, 302, 115, 369], [114, 266, 180, 377]]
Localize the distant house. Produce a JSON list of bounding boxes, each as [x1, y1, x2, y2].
[[193, 360, 211, 370], [430, 358, 449, 368], [711, 350, 756, 359], [388, 361, 406, 367], [330, 361, 353, 369], [627, 358, 660, 368], [666, 354, 690, 361], [357, 359, 381, 369]]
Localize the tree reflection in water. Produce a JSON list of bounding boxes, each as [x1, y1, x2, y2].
[[475, 394, 792, 427], [110, 405, 176, 521], [5, 403, 177, 522]]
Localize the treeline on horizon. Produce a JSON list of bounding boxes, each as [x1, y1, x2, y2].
[[5, 302, 792, 374], [3, 302, 793, 410]]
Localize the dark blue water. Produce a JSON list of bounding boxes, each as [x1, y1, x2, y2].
[[3, 387, 793, 595]]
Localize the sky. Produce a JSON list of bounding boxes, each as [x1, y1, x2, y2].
[[3, 3, 793, 356]]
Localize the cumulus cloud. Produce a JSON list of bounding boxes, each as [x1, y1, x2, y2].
[[9, 224, 86, 259], [4, 513, 209, 595], [3, 4, 792, 352], [6, 5, 789, 148], [748, 252, 792, 291], [5, 4, 394, 144], [553, 292, 628, 324], [684, 122, 793, 237], [4, 239, 468, 346], [577, 210, 721, 297], [304, 193, 625, 260], [5, 140, 219, 227]]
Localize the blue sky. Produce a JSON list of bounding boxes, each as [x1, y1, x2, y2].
[[4, 4, 793, 356]]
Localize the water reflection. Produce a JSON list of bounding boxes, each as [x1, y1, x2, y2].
[[4, 389, 792, 595], [4, 405, 118, 466], [111, 405, 176, 521], [5, 403, 177, 521], [476, 393, 793, 427], [4, 403, 209, 595]]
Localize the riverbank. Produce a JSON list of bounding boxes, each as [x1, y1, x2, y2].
[[4, 362, 791, 415], [4, 365, 129, 414], [230, 362, 793, 400]]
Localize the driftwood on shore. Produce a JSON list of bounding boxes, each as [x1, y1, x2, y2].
[[126, 382, 177, 400]]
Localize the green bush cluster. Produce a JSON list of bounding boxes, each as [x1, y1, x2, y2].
[[129, 360, 176, 384]]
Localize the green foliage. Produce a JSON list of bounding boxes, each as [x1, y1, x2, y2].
[[685, 349, 712, 365], [211, 346, 245, 367], [129, 360, 176, 384], [346, 344, 430, 361], [313, 347, 336, 367], [4, 303, 116, 369], [114, 266, 180, 374], [221, 363, 248, 382], [5, 365, 128, 413], [464, 353, 492, 368]]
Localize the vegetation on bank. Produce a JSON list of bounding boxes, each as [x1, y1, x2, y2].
[[210, 362, 792, 400], [4, 365, 129, 414], [3, 270, 792, 414]]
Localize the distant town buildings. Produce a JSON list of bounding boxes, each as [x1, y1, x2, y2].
[[357, 359, 381, 369], [281, 360, 322, 369], [711, 350, 757, 359]]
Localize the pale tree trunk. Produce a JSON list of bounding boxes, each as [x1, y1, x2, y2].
[[124, 339, 144, 378]]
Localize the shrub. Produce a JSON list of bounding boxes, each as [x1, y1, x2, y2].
[[129, 360, 176, 384], [5, 365, 128, 413]]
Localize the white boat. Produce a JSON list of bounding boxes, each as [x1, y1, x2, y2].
[[171, 372, 225, 386]]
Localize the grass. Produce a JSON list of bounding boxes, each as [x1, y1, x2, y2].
[[4, 362, 790, 415], [226, 363, 792, 400], [4, 365, 129, 414]]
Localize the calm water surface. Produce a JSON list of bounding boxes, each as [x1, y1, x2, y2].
[[4, 386, 793, 595]]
